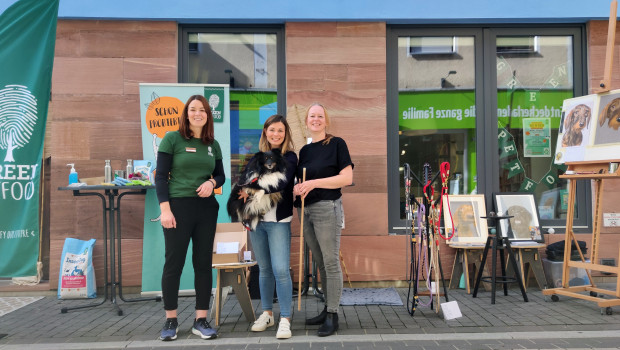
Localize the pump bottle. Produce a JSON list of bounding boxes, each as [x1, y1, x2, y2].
[[67, 164, 78, 184]]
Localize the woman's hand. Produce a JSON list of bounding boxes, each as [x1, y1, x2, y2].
[[160, 202, 176, 229], [237, 190, 249, 203], [294, 179, 317, 199], [196, 180, 214, 197]]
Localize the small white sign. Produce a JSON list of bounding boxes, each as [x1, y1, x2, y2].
[[441, 301, 462, 320], [603, 213, 620, 227], [216, 242, 239, 254], [243, 251, 252, 261]]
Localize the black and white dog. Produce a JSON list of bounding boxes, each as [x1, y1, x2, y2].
[[227, 149, 287, 230]]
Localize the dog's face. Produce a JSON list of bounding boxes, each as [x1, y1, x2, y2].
[[565, 104, 591, 133], [256, 149, 284, 172], [599, 98, 620, 130], [455, 204, 476, 237], [507, 205, 532, 238]]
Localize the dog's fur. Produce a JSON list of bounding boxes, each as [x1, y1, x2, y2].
[[227, 149, 287, 230], [598, 98, 620, 130], [562, 104, 591, 147]]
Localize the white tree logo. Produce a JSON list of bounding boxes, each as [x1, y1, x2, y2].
[[208, 94, 220, 109], [0, 85, 37, 162]]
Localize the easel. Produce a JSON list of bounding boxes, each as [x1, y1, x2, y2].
[[542, 161, 620, 314], [542, 0, 620, 315], [404, 163, 449, 316]]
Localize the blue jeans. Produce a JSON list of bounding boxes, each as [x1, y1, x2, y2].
[[299, 199, 343, 313], [249, 221, 293, 318]]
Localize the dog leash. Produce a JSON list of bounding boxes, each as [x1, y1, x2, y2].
[[437, 162, 454, 240]]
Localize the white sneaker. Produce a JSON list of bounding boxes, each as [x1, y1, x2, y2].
[[276, 318, 292, 339], [251, 311, 274, 332]]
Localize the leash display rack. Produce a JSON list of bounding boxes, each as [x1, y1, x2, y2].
[[403, 163, 449, 316]]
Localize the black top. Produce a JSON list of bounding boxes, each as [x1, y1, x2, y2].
[[245, 150, 298, 222], [294, 136, 354, 207]]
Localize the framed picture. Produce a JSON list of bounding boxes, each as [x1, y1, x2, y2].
[[493, 193, 543, 242], [538, 188, 559, 220], [442, 195, 488, 244]]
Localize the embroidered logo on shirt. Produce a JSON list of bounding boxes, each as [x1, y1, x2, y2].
[[208, 146, 213, 157]]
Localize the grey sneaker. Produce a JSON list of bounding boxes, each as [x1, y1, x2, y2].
[[192, 318, 217, 339], [159, 318, 178, 341], [251, 311, 275, 332]]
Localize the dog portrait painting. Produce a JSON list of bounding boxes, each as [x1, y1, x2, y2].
[[443, 195, 487, 244], [227, 149, 287, 231], [495, 193, 542, 242], [561, 104, 592, 147], [599, 97, 620, 130], [593, 94, 620, 146]]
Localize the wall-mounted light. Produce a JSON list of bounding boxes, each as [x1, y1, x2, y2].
[[440, 70, 457, 88], [225, 69, 235, 88]]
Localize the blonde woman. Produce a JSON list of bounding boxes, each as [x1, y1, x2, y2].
[[293, 103, 353, 337]]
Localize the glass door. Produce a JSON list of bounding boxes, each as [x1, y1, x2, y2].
[[388, 28, 484, 228], [488, 28, 589, 231]]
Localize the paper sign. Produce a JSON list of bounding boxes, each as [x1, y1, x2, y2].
[[603, 213, 620, 227], [243, 251, 252, 261], [442, 301, 462, 320], [216, 242, 239, 254]]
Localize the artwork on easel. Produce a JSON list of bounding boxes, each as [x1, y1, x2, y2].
[[554, 89, 620, 163], [442, 195, 488, 244]]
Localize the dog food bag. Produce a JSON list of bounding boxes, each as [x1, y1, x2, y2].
[[58, 238, 97, 299]]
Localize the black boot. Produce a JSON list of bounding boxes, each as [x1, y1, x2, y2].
[[317, 312, 338, 337], [305, 306, 327, 325]]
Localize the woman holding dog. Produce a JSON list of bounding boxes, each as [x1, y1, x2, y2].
[[293, 103, 354, 337], [243, 114, 297, 339], [155, 95, 224, 341]]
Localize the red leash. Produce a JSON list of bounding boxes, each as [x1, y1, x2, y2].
[[437, 162, 454, 240]]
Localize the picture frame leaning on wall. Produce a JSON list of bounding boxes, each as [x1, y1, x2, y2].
[[493, 193, 544, 243], [442, 195, 488, 245]]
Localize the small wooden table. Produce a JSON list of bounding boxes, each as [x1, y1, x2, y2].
[[506, 243, 547, 291], [213, 261, 256, 326], [449, 244, 491, 294]]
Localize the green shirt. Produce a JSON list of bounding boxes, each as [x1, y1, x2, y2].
[[158, 131, 222, 199]]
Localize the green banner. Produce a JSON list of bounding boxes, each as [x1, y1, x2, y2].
[[205, 87, 225, 123], [399, 89, 571, 130], [519, 177, 538, 192], [502, 158, 524, 179], [0, 0, 59, 277]]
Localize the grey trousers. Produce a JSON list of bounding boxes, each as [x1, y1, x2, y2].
[[299, 198, 343, 313]]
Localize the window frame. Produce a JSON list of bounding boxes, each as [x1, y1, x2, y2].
[[387, 25, 590, 235], [178, 25, 286, 116]]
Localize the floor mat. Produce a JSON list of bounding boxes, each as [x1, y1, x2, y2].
[[0, 296, 43, 317], [340, 287, 403, 306]]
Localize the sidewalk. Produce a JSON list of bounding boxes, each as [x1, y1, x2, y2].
[[1, 284, 620, 350]]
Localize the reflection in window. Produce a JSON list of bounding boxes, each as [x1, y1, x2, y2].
[[398, 36, 476, 220], [185, 32, 279, 189], [496, 36, 574, 221]]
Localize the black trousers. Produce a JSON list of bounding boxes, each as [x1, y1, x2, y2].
[[161, 196, 219, 311]]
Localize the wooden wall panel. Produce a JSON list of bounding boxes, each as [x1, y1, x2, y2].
[[47, 20, 178, 288], [52, 57, 124, 95]]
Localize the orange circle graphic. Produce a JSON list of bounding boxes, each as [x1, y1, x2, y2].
[[145, 96, 185, 138]]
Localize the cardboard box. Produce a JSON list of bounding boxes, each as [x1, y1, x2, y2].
[[212, 223, 247, 265]]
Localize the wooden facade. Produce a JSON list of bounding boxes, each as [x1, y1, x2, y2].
[[45, 20, 620, 290]]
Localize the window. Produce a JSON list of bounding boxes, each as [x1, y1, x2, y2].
[[180, 27, 285, 187], [408, 36, 456, 56], [496, 36, 539, 54]]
